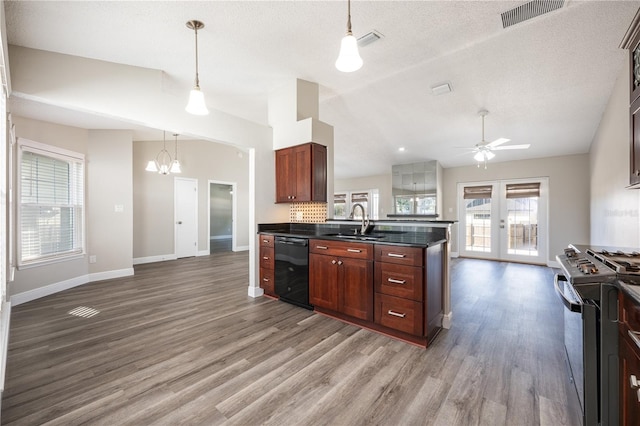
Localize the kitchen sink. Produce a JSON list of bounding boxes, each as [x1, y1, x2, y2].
[[322, 233, 386, 241]]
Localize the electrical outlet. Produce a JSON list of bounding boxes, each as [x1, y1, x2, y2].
[[89, 255, 97, 264], [296, 211, 303, 221]]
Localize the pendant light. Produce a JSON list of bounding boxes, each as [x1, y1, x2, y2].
[[335, 0, 363, 72], [185, 20, 209, 115], [145, 131, 174, 175], [170, 133, 182, 174]]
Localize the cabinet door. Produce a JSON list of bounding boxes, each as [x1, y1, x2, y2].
[[620, 336, 640, 426], [309, 254, 339, 311], [294, 145, 311, 201], [631, 96, 640, 186], [275, 147, 296, 203], [338, 258, 373, 321]]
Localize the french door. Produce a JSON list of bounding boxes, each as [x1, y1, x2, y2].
[[457, 178, 548, 264]]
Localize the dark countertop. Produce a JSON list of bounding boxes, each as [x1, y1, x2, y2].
[[258, 222, 448, 248]]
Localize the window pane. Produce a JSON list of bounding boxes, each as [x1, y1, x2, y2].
[[465, 198, 491, 252], [507, 197, 538, 256]]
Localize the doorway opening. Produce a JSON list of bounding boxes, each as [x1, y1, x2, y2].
[[209, 181, 236, 254]]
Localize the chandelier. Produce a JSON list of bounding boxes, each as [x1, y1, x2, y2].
[[145, 132, 182, 175]]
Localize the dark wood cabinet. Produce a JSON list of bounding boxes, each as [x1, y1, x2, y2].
[[619, 290, 640, 425], [275, 142, 327, 203], [258, 234, 276, 296], [621, 9, 640, 187], [309, 239, 373, 321]]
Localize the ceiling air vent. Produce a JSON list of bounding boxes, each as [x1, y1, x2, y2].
[[501, 0, 565, 29], [358, 30, 384, 47]]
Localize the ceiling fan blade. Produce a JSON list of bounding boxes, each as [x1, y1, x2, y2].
[[486, 138, 510, 148], [492, 144, 530, 150]]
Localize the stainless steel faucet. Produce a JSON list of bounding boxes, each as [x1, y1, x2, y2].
[[349, 203, 370, 235]]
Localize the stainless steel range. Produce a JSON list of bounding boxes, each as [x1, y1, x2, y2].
[[555, 244, 629, 426]]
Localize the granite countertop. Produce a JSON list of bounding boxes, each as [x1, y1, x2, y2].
[[258, 222, 448, 248]]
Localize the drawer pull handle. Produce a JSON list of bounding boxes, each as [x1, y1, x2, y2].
[[262, 256, 270, 260], [262, 239, 269, 243], [316, 246, 328, 250], [387, 253, 406, 258], [628, 330, 640, 351], [263, 278, 270, 282], [388, 310, 406, 318], [387, 278, 406, 284], [347, 249, 362, 253]]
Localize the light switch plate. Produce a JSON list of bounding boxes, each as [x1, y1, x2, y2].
[[114, 204, 124, 213], [89, 255, 97, 264]]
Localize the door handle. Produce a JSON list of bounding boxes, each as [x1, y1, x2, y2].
[[176, 221, 183, 225]]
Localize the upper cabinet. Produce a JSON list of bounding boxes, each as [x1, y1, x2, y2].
[[621, 8, 640, 187], [275, 142, 327, 203]]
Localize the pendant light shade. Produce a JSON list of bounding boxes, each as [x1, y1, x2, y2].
[[170, 133, 182, 173], [185, 20, 209, 115], [335, 0, 362, 72], [146, 131, 181, 175]]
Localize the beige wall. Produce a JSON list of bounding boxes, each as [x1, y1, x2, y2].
[[133, 138, 250, 259], [590, 63, 640, 247], [10, 117, 136, 297], [442, 154, 590, 264]]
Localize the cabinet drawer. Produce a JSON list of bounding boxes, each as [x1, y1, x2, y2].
[[375, 245, 423, 267], [309, 239, 373, 260], [260, 268, 275, 295], [260, 247, 274, 269], [375, 262, 423, 301], [259, 234, 274, 248], [375, 294, 423, 336]]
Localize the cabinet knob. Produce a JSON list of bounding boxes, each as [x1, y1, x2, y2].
[[631, 375, 639, 389], [635, 170, 640, 176], [331, 259, 337, 265], [338, 260, 343, 265]]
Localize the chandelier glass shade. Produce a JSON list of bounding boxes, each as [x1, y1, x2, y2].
[[335, 0, 362, 72], [185, 20, 209, 115]]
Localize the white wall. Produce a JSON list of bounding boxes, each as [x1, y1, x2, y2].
[[590, 62, 640, 247], [442, 154, 590, 264]]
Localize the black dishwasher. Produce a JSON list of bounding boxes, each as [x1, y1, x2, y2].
[[274, 236, 311, 309]]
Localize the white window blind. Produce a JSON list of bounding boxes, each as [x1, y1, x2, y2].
[[18, 140, 84, 266]]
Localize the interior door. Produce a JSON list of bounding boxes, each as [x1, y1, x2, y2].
[[458, 178, 547, 264], [175, 177, 198, 258]]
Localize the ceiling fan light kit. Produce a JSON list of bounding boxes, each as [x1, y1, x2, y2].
[[472, 109, 529, 169]]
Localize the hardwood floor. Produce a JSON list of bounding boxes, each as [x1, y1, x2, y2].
[[1, 253, 577, 425]]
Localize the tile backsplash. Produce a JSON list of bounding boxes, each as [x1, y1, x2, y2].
[[289, 202, 327, 223]]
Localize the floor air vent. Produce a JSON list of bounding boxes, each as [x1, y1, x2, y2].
[[501, 0, 565, 29], [68, 306, 100, 318]]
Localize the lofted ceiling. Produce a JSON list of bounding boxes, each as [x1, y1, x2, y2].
[[4, 0, 639, 179]]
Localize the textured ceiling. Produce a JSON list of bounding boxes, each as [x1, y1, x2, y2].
[[5, 1, 639, 178]]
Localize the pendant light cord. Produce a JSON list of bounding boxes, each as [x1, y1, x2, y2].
[[346, 0, 353, 35], [194, 26, 200, 88]]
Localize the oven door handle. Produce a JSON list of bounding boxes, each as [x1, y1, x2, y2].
[[554, 274, 582, 313]]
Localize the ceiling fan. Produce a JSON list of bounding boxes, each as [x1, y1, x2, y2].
[[473, 109, 530, 168]]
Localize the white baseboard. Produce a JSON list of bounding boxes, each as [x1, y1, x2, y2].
[[210, 235, 232, 240], [450, 251, 459, 258], [234, 245, 249, 252], [442, 312, 452, 329], [247, 286, 264, 298], [133, 254, 177, 265], [88, 268, 134, 282], [11, 275, 89, 306], [197, 250, 209, 257], [0, 302, 11, 392]]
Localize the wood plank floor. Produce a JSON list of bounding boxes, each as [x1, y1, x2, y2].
[[1, 253, 577, 425]]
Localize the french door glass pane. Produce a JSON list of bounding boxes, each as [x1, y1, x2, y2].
[[464, 198, 491, 252], [506, 197, 538, 256]]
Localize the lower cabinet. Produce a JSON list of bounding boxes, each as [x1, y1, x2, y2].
[[259, 234, 276, 297], [309, 239, 373, 322], [620, 290, 640, 425]]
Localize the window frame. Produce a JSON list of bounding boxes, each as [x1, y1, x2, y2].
[[17, 138, 85, 269]]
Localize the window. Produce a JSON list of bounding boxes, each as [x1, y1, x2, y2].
[[333, 189, 380, 220], [18, 139, 85, 266]]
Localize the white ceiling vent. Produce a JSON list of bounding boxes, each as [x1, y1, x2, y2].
[[501, 0, 565, 29], [358, 30, 384, 47]]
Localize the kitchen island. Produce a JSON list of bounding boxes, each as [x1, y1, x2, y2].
[[257, 220, 454, 348]]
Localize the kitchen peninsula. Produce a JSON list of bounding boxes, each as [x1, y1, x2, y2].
[[258, 219, 454, 348]]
